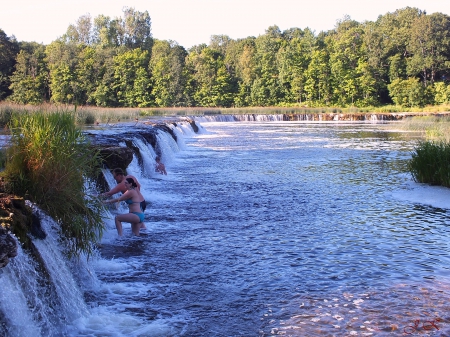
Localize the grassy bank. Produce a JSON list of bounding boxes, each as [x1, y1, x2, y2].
[[409, 141, 450, 187], [2, 102, 450, 127], [1, 110, 105, 257], [394, 115, 450, 142], [0, 102, 142, 127], [393, 115, 450, 187]]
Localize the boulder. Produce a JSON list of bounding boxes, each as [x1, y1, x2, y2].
[[98, 146, 134, 170], [0, 193, 36, 268], [0, 225, 17, 268]]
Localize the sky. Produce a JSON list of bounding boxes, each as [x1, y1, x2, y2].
[[1, 0, 449, 49]]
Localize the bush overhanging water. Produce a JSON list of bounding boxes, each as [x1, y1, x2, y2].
[[2, 110, 105, 257]]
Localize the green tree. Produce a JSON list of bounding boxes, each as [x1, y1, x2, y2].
[[277, 28, 315, 104], [76, 46, 98, 105], [90, 47, 118, 106], [251, 26, 283, 106], [46, 41, 82, 104], [388, 77, 426, 107], [209, 35, 233, 55], [186, 47, 235, 107], [122, 7, 153, 50], [0, 29, 20, 100], [223, 37, 256, 107], [304, 49, 332, 105], [8, 43, 49, 104], [92, 15, 124, 47], [433, 82, 450, 104], [150, 40, 187, 107], [63, 14, 93, 45], [328, 17, 366, 106], [407, 13, 450, 86], [113, 48, 152, 107]]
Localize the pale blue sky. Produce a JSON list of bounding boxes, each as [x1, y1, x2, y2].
[[1, 0, 449, 48]]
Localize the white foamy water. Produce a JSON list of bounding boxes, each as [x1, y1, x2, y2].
[[2, 120, 450, 336], [392, 178, 450, 210]]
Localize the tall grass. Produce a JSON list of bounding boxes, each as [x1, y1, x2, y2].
[[409, 141, 450, 187], [0, 102, 143, 127], [393, 115, 450, 187], [396, 115, 450, 142], [2, 102, 450, 124], [2, 110, 105, 257]]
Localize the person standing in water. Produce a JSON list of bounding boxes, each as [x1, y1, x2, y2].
[[104, 177, 145, 236], [155, 156, 167, 175], [99, 168, 146, 228]]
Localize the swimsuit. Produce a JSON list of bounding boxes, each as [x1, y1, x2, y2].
[[125, 199, 145, 221], [131, 212, 145, 222]]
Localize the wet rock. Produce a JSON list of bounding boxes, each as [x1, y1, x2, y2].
[[98, 146, 134, 170], [0, 191, 35, 268], [187, 119, 199, 133], [30, 212, 46, 239], [0, 225, 17, 268]]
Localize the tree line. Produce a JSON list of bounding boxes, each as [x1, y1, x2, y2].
[[1, 6, 450, 108]]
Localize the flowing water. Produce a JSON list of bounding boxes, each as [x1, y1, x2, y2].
[[2, 120, 450, 336]]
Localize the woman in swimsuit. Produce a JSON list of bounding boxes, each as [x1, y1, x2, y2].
[[104, 177, 145, 236]]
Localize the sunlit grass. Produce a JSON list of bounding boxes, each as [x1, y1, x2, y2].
[[2, 110, 105, 257], [409, 141, 450, 187], [2, 102, 450, 123], [395, 115, 450, 142], [0, 102, 143, 127]]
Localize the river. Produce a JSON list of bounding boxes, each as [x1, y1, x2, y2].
[[2, 119, 450, 336]]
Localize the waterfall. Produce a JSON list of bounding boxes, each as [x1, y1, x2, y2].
[[191, 113, 406, 123], [0, 203, 89, 337], [0, 120, 200, 336], [29, 204, 90, 319], [130, 137, 157, 177], [0, 243, 46, 337]]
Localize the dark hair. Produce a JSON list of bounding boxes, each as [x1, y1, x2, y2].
[[113, 168, 124, 176], [125, 177, 137, 188], [155, 156, 160, 161]]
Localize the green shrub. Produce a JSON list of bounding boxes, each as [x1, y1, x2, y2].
[[76, 110, 96, 125], [409, 140, 450, 187], [2, 110, 105, 257]]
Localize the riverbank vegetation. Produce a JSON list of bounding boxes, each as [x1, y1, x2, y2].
[[1, 7, 450, 109], [1, 102, 450, 127], [409, 140, 450, 187], [397, 115, 450, 187], [0, 102, 143, 127], [1, 111, 105, 257]]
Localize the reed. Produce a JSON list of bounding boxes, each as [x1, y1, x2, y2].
[[0, 102, 143, 126], [2, 110, 105, 257], [409, 141, 450, 187], [2, 102, 449, 122], [397, 115, 450, 142]]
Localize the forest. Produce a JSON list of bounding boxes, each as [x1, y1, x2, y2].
[[0, 6, 450, 109]]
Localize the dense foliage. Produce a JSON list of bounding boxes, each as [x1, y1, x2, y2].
[[1, 7, 450, 108], [2, 111, 105, 257], [409, 141, 450, 187]]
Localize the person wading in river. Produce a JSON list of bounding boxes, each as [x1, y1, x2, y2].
[[104, 177, 145, 236], [155, 156, 167, 175], [99, 168, 147, 229]]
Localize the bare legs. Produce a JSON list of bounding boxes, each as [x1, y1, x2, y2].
[[115, 213, 141, 236]]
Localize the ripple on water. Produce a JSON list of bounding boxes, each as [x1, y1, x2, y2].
[[264, 280, 450, 336]]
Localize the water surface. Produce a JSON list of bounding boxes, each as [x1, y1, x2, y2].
[[92, 121, 450, 336]]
